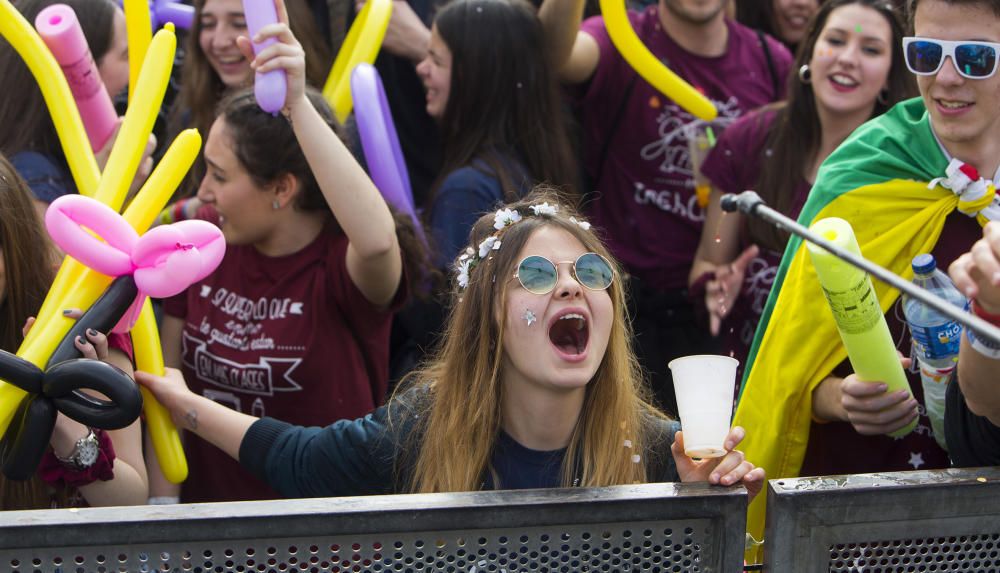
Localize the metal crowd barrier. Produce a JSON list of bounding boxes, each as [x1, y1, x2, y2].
[[0, 482, 748, 573], [763, 467, 1000, 572]]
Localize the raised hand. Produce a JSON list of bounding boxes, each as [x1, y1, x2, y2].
[[235, 0, 306, 114], [950, 221, 1000, 313], [705, 244, 759, 335]]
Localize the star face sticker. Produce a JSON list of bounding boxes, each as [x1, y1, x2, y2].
[[523, 309, 536, 327], [908, 452, 925, 469]]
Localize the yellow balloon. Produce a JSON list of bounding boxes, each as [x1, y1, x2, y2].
[[0, 12, 196, 479], [94, 24, 176, 211], [116, 128, 202, 484], [134, 300, 188, 484], [599, 0, 717, 121], [0, 138, 199, 445], [0, 0, 100, 196], [15, 25, 180, 384], [125, 128, 202, 230], [323, 0, 391, 124], [124, 0, 153, 102], [0, 129, 200, 438]]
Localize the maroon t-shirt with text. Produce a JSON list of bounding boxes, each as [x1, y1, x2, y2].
[[163, 223, 401, 502], [578, 9, 792, 289]]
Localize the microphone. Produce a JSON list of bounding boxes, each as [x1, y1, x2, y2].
[[720, 191, 1000, 345], [719, 190, 764, 216]]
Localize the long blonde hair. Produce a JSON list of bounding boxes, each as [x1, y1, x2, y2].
[[400, 188, 667, 492]]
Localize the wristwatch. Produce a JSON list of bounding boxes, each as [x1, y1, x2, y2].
[[54, 429, 100, 470]]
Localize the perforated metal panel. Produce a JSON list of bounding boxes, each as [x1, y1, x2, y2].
[[764, 468, 1000, 573], [0, 483, 747, 573], [826, 534, 1000, 572], [1, 521, 716, 573]]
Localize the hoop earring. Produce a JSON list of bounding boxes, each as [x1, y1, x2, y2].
[[877, 89, 889, 106], [798, 64, 812, 84]]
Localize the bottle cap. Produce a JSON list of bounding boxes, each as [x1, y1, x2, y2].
[[912, 253, 937, 275]]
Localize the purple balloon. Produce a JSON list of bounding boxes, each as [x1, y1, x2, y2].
[[114, 0, 195, 30], [153, 0, 194, 30], [351, 63, 424, 244], [242, 0, 287, 114]]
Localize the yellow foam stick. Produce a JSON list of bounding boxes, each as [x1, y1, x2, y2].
[[0, 0, 99, 196], [599, 0, 717, 121], [0, 129, 201, 436], [806, 217, 917, 438], [133, 299, 188, 483], [93, 23, 176, 211], [124, 0, 153, 102], [323, 0, 391, 124]]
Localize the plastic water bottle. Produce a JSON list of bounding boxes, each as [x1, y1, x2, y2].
[[902, 254, 967, 450]]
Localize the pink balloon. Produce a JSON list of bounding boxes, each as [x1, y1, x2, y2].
[[45, 195, 226, 331], [132, 220, 226, 298], [45, 195, 138, 276], [36, 4, 118, 151]]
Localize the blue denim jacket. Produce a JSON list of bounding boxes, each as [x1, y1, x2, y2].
[[10, 151, 76, 204]]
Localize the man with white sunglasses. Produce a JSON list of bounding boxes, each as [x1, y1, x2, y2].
[[904, 0, 1000, 181], [733, 0, 1000, 539]]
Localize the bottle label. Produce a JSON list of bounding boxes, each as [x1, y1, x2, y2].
[[918, 363, 954, 384], [911, 320, 962, 360], [821, 276, 881, 335]]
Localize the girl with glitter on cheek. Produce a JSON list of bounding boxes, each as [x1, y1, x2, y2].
[[137, 189, 767, 497], [500, 223, 615, 397]]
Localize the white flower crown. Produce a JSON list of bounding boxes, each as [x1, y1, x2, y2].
[[454, 203, 592, 289]]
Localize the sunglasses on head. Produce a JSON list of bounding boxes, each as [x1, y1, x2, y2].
[[512, 253, 615, 295], [903, 37, 1000, 80]]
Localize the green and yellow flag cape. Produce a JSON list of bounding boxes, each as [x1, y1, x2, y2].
[[733, 97, 989, 541]]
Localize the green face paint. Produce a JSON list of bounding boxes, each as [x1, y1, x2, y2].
[[855, 24, 862, 33]]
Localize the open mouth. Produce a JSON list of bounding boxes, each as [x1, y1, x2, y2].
[[830, 74, 858, 88], [548, 313, 589, 357], [783, 13, 809, 28], [937, 99, 972, 110], [212, 54, 247, 74]]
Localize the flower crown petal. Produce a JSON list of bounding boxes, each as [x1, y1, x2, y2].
[[530, 202, 558, 216]]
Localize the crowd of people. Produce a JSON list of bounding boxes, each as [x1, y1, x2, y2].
[[0, 0, 998, 548]]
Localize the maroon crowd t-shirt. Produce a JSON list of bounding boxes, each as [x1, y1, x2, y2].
[[163, 222, 401, 502], [699, 107, 812, 383], [578, 8, 792, 290]]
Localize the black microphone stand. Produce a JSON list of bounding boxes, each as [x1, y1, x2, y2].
[[720, 190, 1000, 345]]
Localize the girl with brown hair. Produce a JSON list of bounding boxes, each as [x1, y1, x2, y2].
[[689, 0, 915, 381], [144, 2, 424, 503], [418, 0, 579, 268]]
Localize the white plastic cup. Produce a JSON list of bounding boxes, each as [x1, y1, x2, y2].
[[667, 355, 739, 458]]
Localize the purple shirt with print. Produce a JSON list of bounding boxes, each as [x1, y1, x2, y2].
[[578, 7, 792, 290]]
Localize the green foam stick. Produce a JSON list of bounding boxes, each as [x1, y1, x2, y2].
[[807, 217, 917, 438]]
